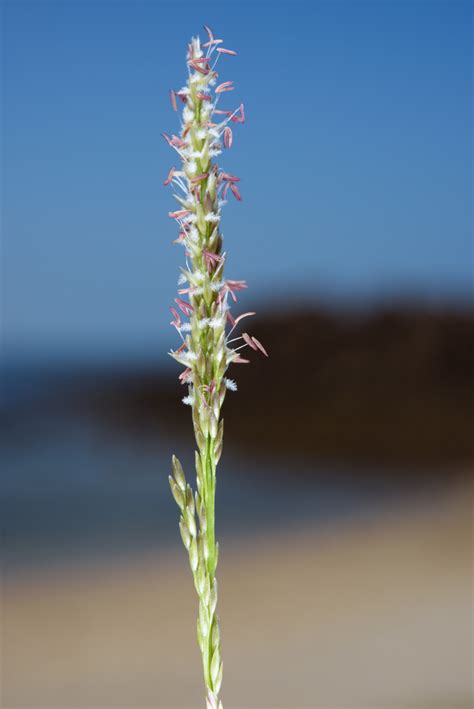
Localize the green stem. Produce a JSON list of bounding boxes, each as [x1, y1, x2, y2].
[[205, 438, 217, 579]]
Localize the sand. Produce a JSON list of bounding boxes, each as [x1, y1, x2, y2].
[[1, 483, 472, 709]]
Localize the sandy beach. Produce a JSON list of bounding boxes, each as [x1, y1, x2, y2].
[[1, 482, 472, 709]]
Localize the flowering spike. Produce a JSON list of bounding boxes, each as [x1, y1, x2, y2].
[[164, 27, 264, 707]]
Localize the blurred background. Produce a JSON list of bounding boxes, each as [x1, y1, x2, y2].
[[1, 1, 472, 707]]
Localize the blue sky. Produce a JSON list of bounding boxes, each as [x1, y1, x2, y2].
[[2, 0, 472, 360]]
